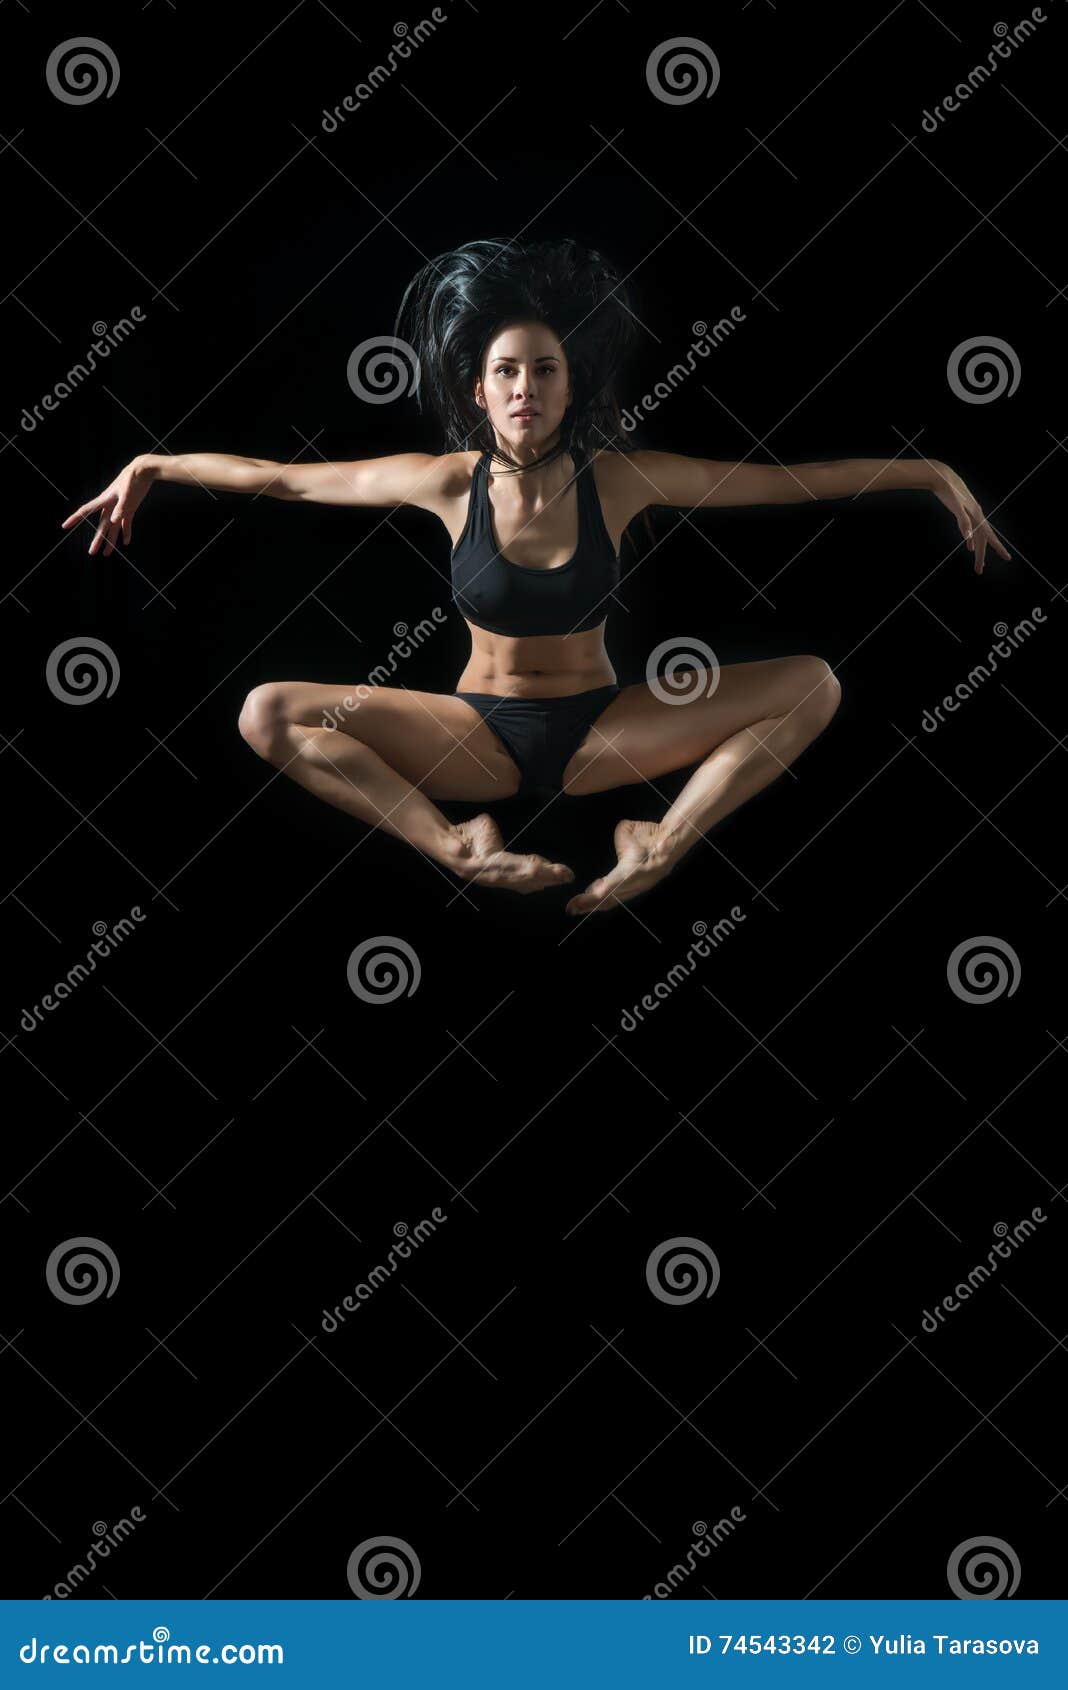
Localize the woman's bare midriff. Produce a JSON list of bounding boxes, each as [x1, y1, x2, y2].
[[455, 621, 617, 697]]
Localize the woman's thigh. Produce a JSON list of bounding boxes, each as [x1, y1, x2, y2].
[[243, 679, 522, 801], [561, 656, 834, 796]]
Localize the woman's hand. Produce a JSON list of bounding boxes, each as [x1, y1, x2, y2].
[[928, 461, 1011, 575], [61, 454, 159, 557]]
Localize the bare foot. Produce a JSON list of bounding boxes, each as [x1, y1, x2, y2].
[[451, 813, 575, 895], [565, 819, 675, 916]]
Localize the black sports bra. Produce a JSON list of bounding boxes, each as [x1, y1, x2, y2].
[[450, 447, 620, 637]]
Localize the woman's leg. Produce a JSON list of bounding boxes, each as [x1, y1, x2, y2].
[[237, 681, 575, 893], [560, 656, 842, 914]]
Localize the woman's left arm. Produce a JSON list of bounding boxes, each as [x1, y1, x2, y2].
[[611, 449, 1012, 574]]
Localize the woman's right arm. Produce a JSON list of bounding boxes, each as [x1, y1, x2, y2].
[[61, 450, 461, 556]]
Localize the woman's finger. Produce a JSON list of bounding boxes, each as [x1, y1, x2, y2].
[[62, 494, 105, 529]]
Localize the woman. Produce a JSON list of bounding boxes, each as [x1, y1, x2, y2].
[[61, 236, 1010, 915]]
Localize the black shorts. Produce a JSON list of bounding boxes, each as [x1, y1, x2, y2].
[[454, 683, 622, 800]]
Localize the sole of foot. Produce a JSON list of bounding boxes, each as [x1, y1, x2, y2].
[[453, 812, 575, 895]]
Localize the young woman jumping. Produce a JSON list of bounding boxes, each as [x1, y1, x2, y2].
[[61, 236, 1010, 915]]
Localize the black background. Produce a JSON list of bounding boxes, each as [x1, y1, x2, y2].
[[3, 0, 1064, 1602]]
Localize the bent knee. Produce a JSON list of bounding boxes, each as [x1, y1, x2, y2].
[[238, 682, 292, 759], [792, 655, 841, 727]]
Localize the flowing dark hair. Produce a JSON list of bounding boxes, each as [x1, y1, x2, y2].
[[393, 235, 639, 478]]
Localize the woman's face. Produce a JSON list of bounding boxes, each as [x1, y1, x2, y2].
[[474, 320, 572, 457]]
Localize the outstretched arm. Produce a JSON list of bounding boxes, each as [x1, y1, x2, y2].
[[61, 450, 459, 557], [608, 449, 1012, 574]]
